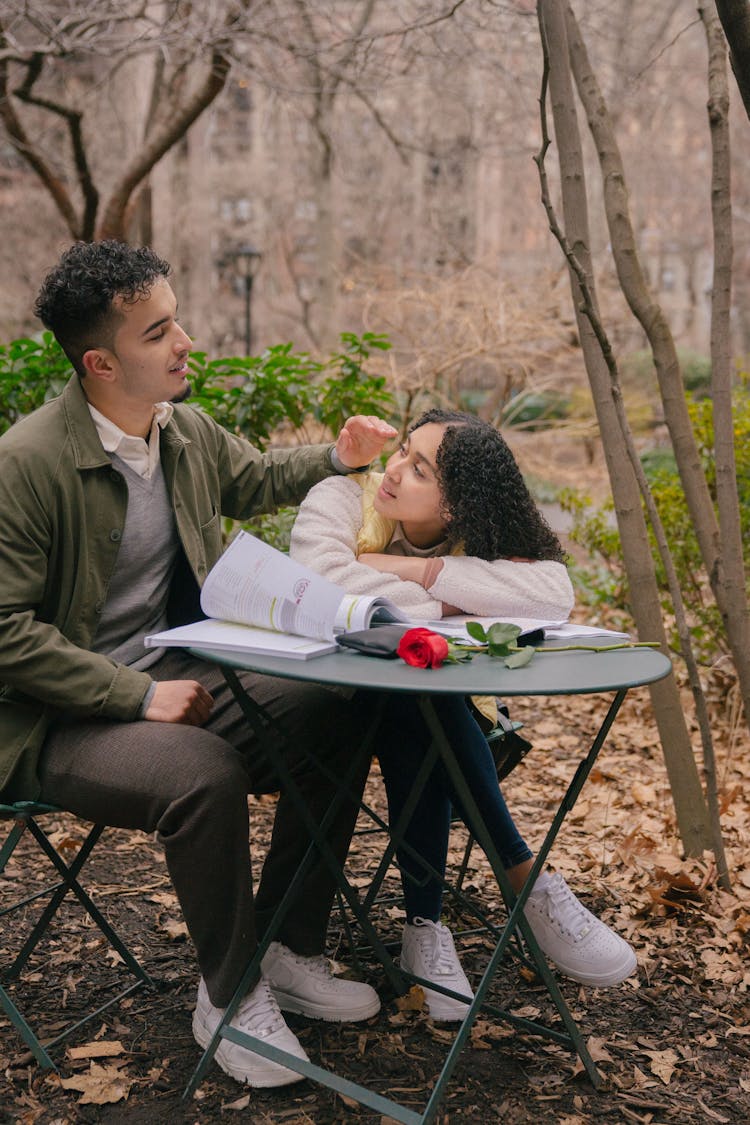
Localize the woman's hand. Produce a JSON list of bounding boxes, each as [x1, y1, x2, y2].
[[357, 553, 445, 588], [358, 553, 426, 581]]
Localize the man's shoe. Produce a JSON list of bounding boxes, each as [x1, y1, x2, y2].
[[261, 941, 381, 1022], [400, 918, 473, 1021], [523, 873, 637, 988], [193, 976, 308, 1087]]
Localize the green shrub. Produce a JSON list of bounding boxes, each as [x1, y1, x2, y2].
[[560, 382, 750, 660], [188, 332, 395, 450], [639, 446, 677, 479], [0, 333, 72, 434]]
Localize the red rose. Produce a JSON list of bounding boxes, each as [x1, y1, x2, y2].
[[397, 627, 450, 669]]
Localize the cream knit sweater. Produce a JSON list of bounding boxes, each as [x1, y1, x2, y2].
[[290, 475, 575, 622]]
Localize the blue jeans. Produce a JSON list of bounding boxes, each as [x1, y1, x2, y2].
[[376, 695, 532, 922]]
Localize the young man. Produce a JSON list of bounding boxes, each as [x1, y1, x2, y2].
[[0, 240, 397, 1087]]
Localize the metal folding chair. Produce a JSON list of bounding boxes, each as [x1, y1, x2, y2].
[[0, 800, 154, 1068]]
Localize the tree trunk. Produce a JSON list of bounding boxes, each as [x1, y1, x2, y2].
[[564, 0, 750, 730], [699, 0, 750, 772], [97, 51, 231, 241], [537, 0, 711, 855]]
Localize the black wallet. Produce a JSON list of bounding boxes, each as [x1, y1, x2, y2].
[[336, 624, 409, 658]]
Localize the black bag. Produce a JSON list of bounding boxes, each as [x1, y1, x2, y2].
[[335, 624, 409, 658]]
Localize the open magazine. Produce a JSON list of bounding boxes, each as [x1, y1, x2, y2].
[[144, 530, 409, 660]]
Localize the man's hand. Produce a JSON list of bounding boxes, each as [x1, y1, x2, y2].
[[145, 680, 214, 726], [334, 416, 397, 469]]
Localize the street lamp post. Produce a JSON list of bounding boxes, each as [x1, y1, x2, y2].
[[226, 243, 262, 354]]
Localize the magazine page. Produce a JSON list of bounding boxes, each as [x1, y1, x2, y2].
[[434, 615, 628, 644], [199, 530, 345, 641], [144, 619, 337, 660], [333, 593, 409, 634], [434, 614, 568, 643], [542, 622, 629, 642]]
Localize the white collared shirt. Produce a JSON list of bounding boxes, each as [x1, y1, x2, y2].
[[88, 402, 174, 479]]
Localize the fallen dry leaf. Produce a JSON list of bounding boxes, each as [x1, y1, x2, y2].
[[222, 1093, 251, 1110], [59, 1062, 134, 1105], [631, 780, 657, 806], [394, 985, 426, 1012], [160, 918, 188, 940], [66, 1041, 126, 1061], [643, 1047, 679, 1084], [586, 1036, 615, 1064]]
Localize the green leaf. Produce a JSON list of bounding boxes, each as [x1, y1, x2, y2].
[[486, 622, 522, 647], [466, 621, 488, 643]]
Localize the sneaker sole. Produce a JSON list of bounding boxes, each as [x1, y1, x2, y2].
[[270, 987, 381, 1022], [193, 1012, 306, 1087], [545, 946, 638, 988], [422, 995, 472, 1022], [399, 956, 473, 1022]]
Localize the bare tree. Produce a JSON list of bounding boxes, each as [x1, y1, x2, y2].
[[0, 1, 242, 241], [561, 2, 750, 729], [536, 0, 713, 857]]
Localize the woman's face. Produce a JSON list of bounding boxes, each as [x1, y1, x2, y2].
[[374, 422, 448, 547]]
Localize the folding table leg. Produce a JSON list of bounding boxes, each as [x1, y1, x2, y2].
[[410, 689, 629, 1111], [184, 669, 410, 1099], [186, 672, 627, 1122]]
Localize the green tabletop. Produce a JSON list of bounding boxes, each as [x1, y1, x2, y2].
[[191, 643, 672, 697]]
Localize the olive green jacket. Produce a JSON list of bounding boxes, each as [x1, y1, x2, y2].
[[0, 376, 337, 799]]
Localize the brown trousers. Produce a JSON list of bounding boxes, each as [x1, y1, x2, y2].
[[38, 649, 374, 1007]]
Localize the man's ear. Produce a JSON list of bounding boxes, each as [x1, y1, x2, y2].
[[81, 347, 117, 383]]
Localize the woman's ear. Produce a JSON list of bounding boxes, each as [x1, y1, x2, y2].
[[81, 347, 117, 384]]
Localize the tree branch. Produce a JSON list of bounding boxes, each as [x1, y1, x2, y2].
[[97, 48, 231, 240], [0, 32, 81, 236], [12, 50, 99, 239]]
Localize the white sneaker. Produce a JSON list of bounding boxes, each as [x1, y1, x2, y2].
[[192, 976, 308, 1087], [261, 941, 381, 1022], [523, 873, 637, 988], [400, 918, 473, 1021]]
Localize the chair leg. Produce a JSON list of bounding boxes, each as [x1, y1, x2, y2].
[[0, 809, 154, 1069], [453, 833, 476, 895], [0, 982, 58, 1068], [14, 820, 152, 986]]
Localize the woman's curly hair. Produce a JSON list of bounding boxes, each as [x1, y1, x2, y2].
[[409, 409, 565, 563], [35, 240, 172, 376]]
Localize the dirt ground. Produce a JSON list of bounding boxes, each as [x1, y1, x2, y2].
[[2, 672, 749, 1125]]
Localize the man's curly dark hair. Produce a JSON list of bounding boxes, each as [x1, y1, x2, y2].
[[409, 409, 565, 563], [34, 240, 172, 377]]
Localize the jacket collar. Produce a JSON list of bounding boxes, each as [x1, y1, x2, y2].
[[60, 376, 111, 470], [60, 375, 189, 469]]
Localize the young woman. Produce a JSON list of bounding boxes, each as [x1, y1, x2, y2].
[[290, 409, 636, 1019]]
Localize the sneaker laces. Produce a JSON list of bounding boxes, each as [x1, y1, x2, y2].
[[279, 948, 333, 980], [235, 978, 286, 1037], [411, 918, 457, 975], [534, 874, 594, 942]]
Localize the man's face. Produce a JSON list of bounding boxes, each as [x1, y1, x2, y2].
[[107, 277, 193, 408]]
